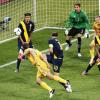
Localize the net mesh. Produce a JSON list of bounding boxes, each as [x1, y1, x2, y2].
[[0, 0, 99, 41]]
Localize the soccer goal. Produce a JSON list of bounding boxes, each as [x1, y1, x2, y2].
[[0, 0, 99, 43]]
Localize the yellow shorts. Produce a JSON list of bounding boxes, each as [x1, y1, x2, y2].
[[36, 65, 50, 78]]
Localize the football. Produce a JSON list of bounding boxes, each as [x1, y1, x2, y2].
[[14, 28, 21, 36]]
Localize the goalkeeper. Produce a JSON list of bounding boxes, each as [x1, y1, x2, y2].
[[65, 3, 90, 57], [15, 13, 35, 72]]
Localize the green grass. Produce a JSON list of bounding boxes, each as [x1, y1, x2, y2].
[[0, 29, 100, 100], [0, 0, 99, 40]]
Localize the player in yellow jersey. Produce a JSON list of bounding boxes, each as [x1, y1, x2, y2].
[[82, 16, 100, 75], [82, 47, 100, 75], [22, 43, 72, 98], [89, 16, 100, 64]]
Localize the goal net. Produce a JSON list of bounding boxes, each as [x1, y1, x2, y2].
[[0, 0, 99, 42]]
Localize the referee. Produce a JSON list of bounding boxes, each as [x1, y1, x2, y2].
[[15, 13, 35, 72], [65, 3, 90, 57]]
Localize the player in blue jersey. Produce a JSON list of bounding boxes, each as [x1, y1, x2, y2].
[[15, 13, 35, 72], [46, 32, 63, 76]]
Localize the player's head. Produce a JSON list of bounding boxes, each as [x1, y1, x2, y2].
[[24, 13, 31, 23], [22, 42, 29, 50], [95, 16, 100, 23], [52, 32, 58, 37], [74, 3, 81, 13]]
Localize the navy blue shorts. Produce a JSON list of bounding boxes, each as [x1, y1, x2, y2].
[[18, 39, 33, 51], [46, 54, 63, 73]]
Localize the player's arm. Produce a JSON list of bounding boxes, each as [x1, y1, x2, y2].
[[19, 35, 24, 44], [66, 13, 73, 28], [18, 24, 24, 44], [28, 22, 35, 42], [39, 53, 51, 69], [83, 12, 90, 30], [49, 44, 53, 53]]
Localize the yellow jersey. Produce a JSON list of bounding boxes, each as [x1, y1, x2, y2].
[[24, 48, 47, 68]]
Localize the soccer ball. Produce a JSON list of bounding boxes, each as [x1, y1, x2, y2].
[[14, 28, 21, 36]]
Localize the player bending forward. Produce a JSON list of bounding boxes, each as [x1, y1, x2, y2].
[[23, 43, 72, 98]]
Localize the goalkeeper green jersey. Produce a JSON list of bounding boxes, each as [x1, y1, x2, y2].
[[65, 10, 90, 29]]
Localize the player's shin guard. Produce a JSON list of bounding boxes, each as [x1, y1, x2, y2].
[[66, 40, 72, 47], [39, 81, 52, 92], [53, 76, 66, 84], [77, 37, 81, 53], [16, 58, 21, 71]]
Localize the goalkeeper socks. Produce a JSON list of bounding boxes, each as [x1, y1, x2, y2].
[[77, 37, 81, 53], [16, 58, 21, 71], [39, 81, 52, 92], [53, 75, 66, 84], [66, 40, 72, 46]]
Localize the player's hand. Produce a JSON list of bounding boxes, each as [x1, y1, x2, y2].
[[96, 58, 100, 63], [22, 42, 29, 45], [47, 63, 51, 69]]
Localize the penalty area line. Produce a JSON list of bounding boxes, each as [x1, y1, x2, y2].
[[0, 34, 93, 68]]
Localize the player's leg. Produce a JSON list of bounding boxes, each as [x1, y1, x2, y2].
[[29, 40, 33, 48], [15, 40, 23, 72], [96, 58, 100, 71], [15, 41, 33, 72], [89, 40, 95, 63], [82, 55, 97, 75], [36, 71, 55, 98], [46, 72, 72, 93], [52, 59, 63, 76], [65, 28, 74, 51], [77, 33, 82, 57]]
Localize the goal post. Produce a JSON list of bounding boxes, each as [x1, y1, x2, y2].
[[0, 0, 99, 43]]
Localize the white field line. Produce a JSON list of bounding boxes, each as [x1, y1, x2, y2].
[[0, 27, 65, 44], [0, 34, 93, 68]]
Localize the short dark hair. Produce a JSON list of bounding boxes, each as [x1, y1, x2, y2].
[[52, 32, 58, 37], [95, 16, 100, 19], [24, 13, 31, 16], [74, 3, 81, 7]]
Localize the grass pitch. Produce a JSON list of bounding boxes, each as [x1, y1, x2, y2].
[[0, 29, 100, 100]]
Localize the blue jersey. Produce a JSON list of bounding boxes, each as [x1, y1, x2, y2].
[[48, 38, 63, 58]]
